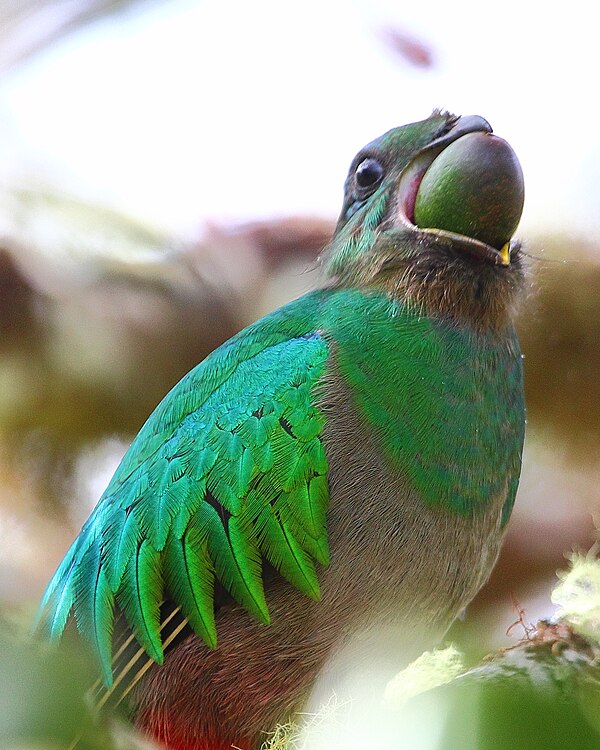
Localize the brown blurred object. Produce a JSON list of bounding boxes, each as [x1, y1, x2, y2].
[[518, 237, 600, 462], [0, 240, 236, 449], [0, 248, 39, 346], [0, 195, 328, 511], [204, 217, 332, 267], [378, 26, 435, 69]]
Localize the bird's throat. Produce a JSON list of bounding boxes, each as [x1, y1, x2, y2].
[[320, 289, 524, 519]]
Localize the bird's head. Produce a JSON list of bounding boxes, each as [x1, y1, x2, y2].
[[321, 111, 526, 332]]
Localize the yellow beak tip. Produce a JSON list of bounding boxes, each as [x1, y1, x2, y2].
[[499, 243, 511, 266]]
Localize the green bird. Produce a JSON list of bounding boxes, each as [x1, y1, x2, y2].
[[37, 111, 526, 750]]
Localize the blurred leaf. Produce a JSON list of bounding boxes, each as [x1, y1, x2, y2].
[[0, 617, 115, 749], [434, 632, 600, 749]]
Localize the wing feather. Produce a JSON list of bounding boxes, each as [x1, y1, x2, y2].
[[37, 300, 331, 685], [117, 541, 164, 665], [74, 538, 115, 686], [163, 530, 216, 648]]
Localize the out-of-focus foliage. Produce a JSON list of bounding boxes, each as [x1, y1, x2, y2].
[[0, 616, 115, 749], [553, 553, 600, 643], [414, 632, 600, 750], [262, 634, 600, 750], [399, 555, 600, 750], [261, 557, 600, 750]]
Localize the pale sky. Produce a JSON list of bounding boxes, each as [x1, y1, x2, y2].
[[0, 0, 598, 246]]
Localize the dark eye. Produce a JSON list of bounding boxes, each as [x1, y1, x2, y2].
[[355, 158, 384, 189]]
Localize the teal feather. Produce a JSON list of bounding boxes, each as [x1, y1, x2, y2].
[[37, 299, 332, 678], [285, 515, 330, 567], [117, 541, 164, 665], [73, 539, 115, 686], [41, 552, 77, 639], [103, 507, 142, 590], [206, 460, 243, 515], [186, 445, 218, 479], [236, 414, 266, 447], [198, 503, 268, 624], [251, 441, 275, 473], [307, 475, 329, 539], [171, 478, 206, 539]]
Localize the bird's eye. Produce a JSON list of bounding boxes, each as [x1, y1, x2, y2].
[[355, 158, 384, 189]]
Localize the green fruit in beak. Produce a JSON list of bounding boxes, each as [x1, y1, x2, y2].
[[413, 132, 525, 251]]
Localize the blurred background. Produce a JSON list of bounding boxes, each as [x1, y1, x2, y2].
[[0, 0, 600, 745]]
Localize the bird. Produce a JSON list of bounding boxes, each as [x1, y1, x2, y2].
[[37, 110, 526, 750]]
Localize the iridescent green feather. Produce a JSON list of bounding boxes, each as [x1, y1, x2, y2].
[[321, 289, 525, 517], [117, 540, 164, 666], [37, 293, 332, 683], [72, 538, 115, 685]]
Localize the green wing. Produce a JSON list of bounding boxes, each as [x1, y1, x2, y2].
[[37, 299, 330, 686]]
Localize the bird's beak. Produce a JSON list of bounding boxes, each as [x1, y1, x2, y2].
[[395, 115, 514, 267]]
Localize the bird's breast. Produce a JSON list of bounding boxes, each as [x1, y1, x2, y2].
[[310, 359, 510, 705]]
